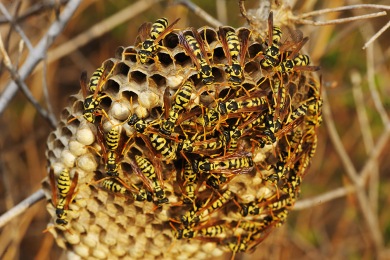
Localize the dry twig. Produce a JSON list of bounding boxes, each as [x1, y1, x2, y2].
[[0, 0, 81, 116]]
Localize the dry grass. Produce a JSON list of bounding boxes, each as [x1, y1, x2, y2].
[[0, 0, 389, 259]]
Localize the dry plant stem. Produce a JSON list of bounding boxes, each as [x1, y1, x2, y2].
[[0, 36, 57, 128], [294, 185, 356, 210], [216, 0, 227, 25], [351, 70, 378, 214], [175, 0, 223, 27], [41, 59, 56, 124], [322, 89, 384, 254], [0, 0, 69, 24], [361, 122, 390, 182], [298, 4, 390, 19], [363, 20, 390, 50], [322, 89, 360, 184], [294, 11, 386, 26], [0, 189, 45, 229], [0, 3, 34, 52], [44, 0, 162, 67], [366, 45, 390, 126], [0, 0, 81, 117]]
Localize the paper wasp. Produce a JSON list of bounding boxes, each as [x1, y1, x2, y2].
[[49, 168, 78, 228], [193, 151, 254, 175], [137, 17, 180, 63], [160, 81, 194, 136], [180, 190, 234, 228], [96, 125, 130, 177], [275, 36, 320, 73], [218, 27, 250, 87], [260, 11, 283, 68], [172, 222, 226, 240], [181, 162, 198, 204], [134, 155, 168, 206], [178, 28, 215, 85], [100, 176, 153, 202]]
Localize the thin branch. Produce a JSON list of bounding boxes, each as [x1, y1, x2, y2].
[[0, 0, 81, 117], [0, 0, 69, 24], [294, 11, 386, 26], [175, 0, 223, 27], [41, 57, 56, 124], [0, 3, 34, 52], [323, 88, 384, 252], [44, 0, 162, 67], [351, 70, 379, 214], [0, 189, 45, 229], [0, 36, 57, 128], [366, 45, 390, 126], [322, 89, 360, 184], [298, 4, 390, 19], [294, 185, 356, 210], [363, 20, 390, 50], [361, 123, 390, 182]]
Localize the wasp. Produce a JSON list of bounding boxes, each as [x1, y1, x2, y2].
[[78, 62, 117, 123], [198, 90, 268, 127], [216, 94, 268, 116], [260, 11, 283, 68], [193, 151, 254, 175], [49, 169, 78, 228], [79, 71, 106, 123], [127, 114, 148, 133], [206, 173, 231, 190], [238, 217, 274, 233], [127, 114, 177, 162], [179, 129, 229, 156], [88, 65, 105, 93], [276, 37, 320, 73], [173, 223, 225, 240], [225, 126, 244, 153], [134, 155, 168, 206], [179, 190, 233, 228], [181, 162, 197, 204], [160, 81, 194, 136], [178, 28, 215, 85], [100, 177, 153, 202], [149, 133, 177, 162], [218, 27, 250, 87], [137, 17, 180, 63], [96, 125, 129, 177]]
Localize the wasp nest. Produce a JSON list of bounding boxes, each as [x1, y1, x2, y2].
[[43, 13, 322, 259]]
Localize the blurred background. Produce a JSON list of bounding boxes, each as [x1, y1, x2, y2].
[[0, 0, 389, 259]]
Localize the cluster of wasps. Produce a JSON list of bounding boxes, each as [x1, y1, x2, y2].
[[48, 10, 322, 256]]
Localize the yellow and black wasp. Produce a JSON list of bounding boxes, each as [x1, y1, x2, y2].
[[100, 176, 153, 202], [127, 114, 178, 163], [193, 151, 254, 175], [180, 190, 234, 228], [218, 27, 250, 87], [160, 81, 194, 136], [48, 168, 78, 229], [216, 90, 268, 116], [260, 11, 283, 68], [275, 35, 320, 73], [137, 17, 180, 63], [173, 222, 226, 240], [88, 65, 105, 93], [133, 155, 168, 206], [180, 162, 198, 204], [96, 125, 131, 177], [78, 62, 116, 123], [178, 28, 215, 85]]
